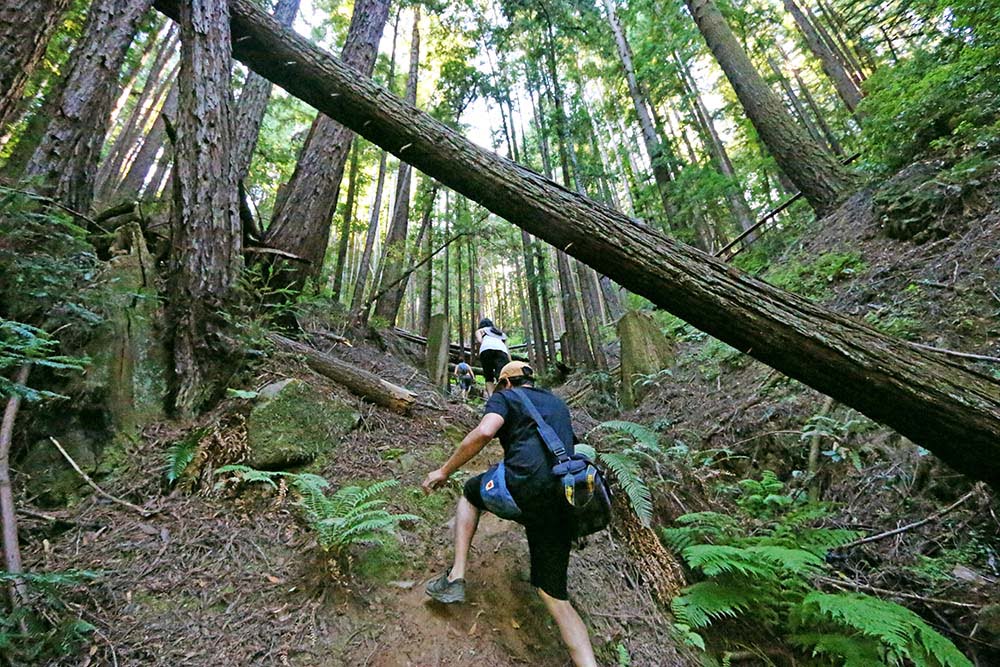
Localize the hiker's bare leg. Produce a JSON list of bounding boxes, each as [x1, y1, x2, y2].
[[448, 496, 480, 581], [485, 381, 494, 398], [538, 589, 597, 667]]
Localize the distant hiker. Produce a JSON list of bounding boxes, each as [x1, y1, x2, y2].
[[454, 356, 476, 401], [421, 361, 598, 667], [475, 317, 509, 398]]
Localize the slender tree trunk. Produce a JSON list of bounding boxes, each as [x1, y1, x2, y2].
[[96, 41, 179, 202], [601, 0, 680, 225], [782, 0, 861, 112], [793, 69, 844, 156], [374, 7, 421, 326], [0, 365, 30, 607], [350, 150, 387, 312], [232, 0, 299, 182], [118, 83, 178, 199], [0, 0, 72, 131], [161, 0, 1000, 489], [420, 198, 434, 336], [331, 139, 359, 301], [25, 0, 154, 211], [521, 230, 548, 371], [766, 54, 828, 148], [262, 0, 390, 289], [813, 0, 871, 82], [168, 0, 241, 416], [685, 0, 855, 214]]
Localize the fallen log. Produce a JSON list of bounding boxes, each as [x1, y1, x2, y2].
[[269, 334, 417, 413], [153, 0, 1000, 490]]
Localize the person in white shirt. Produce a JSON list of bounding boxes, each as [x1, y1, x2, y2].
[[474, 317, 509, 398]]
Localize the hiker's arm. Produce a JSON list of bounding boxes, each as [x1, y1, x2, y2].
[[422, 413, 504, 492]]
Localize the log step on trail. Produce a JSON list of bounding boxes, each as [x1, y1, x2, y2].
[[153, 0, 1000, 490], [269, 334, 417, 413]]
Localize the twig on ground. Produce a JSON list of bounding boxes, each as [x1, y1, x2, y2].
[[907, 341, 1000, 364], [48, 437, 154, 517], [817, 575, 980, 609], [835, 486, 981, 550]]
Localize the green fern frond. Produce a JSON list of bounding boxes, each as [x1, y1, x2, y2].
[[599, 451, 653, 526], [215, 464, 282, 488], [682, 544, 780, 579], [164, 437, 199, 484], [592, 420, 662, 452], [744, 546, 825, 575], [796, 593, 972, 667], [672, 581, 754, 629], [789, 632, 883, 667]]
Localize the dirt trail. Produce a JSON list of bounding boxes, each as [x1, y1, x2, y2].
[[21, 346, 690, 666]]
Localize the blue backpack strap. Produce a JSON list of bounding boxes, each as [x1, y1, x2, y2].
[[507, 389, 570, 463]]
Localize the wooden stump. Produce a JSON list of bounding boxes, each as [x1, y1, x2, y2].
[[426, 313, 450, 391], [618, 310, 673, 409]]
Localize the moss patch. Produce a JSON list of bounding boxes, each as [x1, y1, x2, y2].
[[247, 379, 359, 470]]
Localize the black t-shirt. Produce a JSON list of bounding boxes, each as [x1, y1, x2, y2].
[[484, 386, 576, 513]]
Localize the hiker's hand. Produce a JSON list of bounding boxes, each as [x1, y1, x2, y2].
[[422, 468, 448, 494]]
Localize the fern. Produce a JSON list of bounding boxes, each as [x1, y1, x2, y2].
[[591, 420, 662, 452], [793, 593, 972, 667], [672, 580, 754, 629], [165, 437, 200, 484], [599, 451, 653, 527]]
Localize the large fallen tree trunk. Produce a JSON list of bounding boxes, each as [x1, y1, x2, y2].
[[269, 334, 417, 413], [154, 0, 1000, 489]]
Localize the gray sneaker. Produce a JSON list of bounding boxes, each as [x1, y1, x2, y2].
[[425, 572, 465, 603]]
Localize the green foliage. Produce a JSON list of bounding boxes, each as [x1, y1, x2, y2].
[[164, 433, 201, 484], [661, 472, 969, 664], [765, 252, 865, 300], [216, 466, 418, 564], [792, 593, 973, 667], [587, 420, 667, 527], [0, 319, 88, 400], [0, 570, 100, 663]]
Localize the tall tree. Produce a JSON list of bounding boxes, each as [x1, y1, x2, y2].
[[0, 0, 72, 131], [783, 0, 862, 112], [154, 0, 1000, 488], [232, 0, 299, 182], [117, 84, 178, 199], [262, 0, 391, 288], [168, 0, 242, 416], [373, 7, 421, 326], [350, 150, 388, 314], [331, 140, 360, 301], [684, 0, 855, 214], [25, 0, 154, 212]]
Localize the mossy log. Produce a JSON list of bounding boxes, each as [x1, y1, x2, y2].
[[269, 334, 417, 413]]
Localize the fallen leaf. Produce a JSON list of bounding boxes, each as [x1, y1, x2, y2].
[[264, 574, 284, 584], [511, 619, 520, 629], [467, 622, 478, 636]]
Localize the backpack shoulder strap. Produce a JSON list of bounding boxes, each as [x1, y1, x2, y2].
[[508, 389, 570, 463]]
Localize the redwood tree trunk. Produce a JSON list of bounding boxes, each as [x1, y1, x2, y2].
[[0, 0, 71, 131], [117, 83, 178, 199], [331, 139, 360, 301], [373, 8, 421, 326], [262, 0, 390, 289], [25, 0, 154, 212], [232, 0, 299, 181], [783, 0, 861, 112], [685, 0, 855, 214], [152, 0, 1000, 490], [350, 150, 388, 313], [168, 0, 242, 416]]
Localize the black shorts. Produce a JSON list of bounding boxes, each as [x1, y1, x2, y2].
[[478, 349, 509, 383], [459, 376, 473, 390], [464, 473, 573, 600]]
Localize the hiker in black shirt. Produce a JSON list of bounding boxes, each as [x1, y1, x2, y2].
[[421, 361, 597, 667]]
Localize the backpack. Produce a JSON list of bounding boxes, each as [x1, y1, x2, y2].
[[506, 389, 612, 539]]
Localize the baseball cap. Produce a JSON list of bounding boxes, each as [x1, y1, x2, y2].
[[498, 360, 533, 381]]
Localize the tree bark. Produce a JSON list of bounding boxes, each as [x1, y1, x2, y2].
[[262, 0, 390, 289], [152, 0, 1000, 490], [782, 0, 861, 112], [25, 0, 154, 212], [270, 334, 416, 411], [0, 0, 72, 131], [350, 150, 388, 313], [684, 0, 855, 214], [168, 0, 242, 416], [521, 230, 548, 370], [601, 0, 681, 226], [373, 7, 421, 326], [0, 365, 30, 607], [232, 0, 299, 182], [118, 83, 178, 199], [331, 139, 360, 301]]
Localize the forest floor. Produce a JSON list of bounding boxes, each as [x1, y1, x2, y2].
[[16, 163, 1000, 666]]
